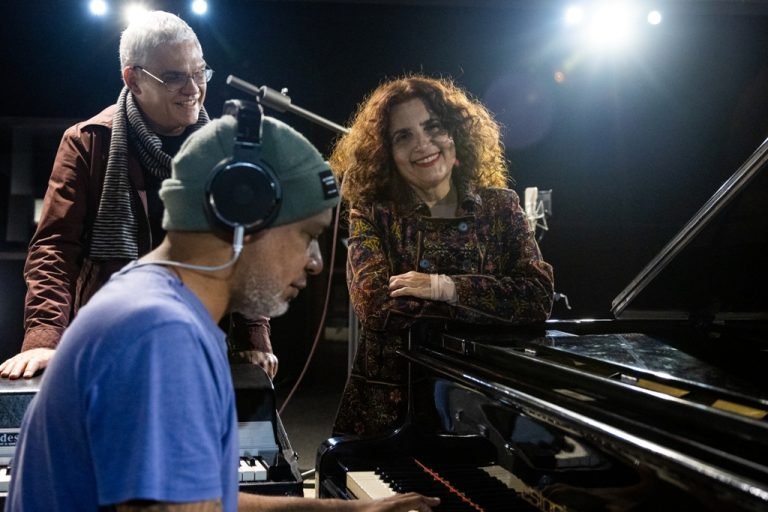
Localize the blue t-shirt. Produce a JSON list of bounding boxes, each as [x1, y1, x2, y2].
[[5, 264, 239, 512]]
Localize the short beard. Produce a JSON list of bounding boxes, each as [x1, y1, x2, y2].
[[229, 271, 288, 319]]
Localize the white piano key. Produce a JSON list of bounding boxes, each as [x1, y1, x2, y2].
[[0, 465, 11, 493], [249, 457, 268, 482], [239, 459, 256, 482], [346, 471, 396, 500], [239, 457, 269, 483]]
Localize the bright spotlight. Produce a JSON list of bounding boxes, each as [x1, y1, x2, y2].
[[89, 0, 108, 16], [124, 4, 150, 26], [564, 5, 585, 26], [191, 0, 208, 15], [647, 10, 662, 25], [586, 4, 635, 50]]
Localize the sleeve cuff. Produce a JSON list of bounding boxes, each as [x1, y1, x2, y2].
[[228, 314, 273, 353], [21, 327, 63, 352]]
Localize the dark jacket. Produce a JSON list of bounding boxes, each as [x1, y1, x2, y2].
[[22, 105, 272, 353]]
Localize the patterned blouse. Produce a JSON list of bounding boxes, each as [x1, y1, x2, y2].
[[333, 186, 555, 437]]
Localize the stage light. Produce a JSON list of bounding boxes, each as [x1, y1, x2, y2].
[[191, 0, 208, 15], [564, 5, 585, 26], [586, 4, 635, 49], [561, 1, 665, 54], [124, 4, 149, 25], [89, 0, 108, 16]]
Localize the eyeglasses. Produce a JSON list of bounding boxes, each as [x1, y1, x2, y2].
[[134, 65, 214, 92]]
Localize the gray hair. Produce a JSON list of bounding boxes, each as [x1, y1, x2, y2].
[[119, 11, 202, 68]]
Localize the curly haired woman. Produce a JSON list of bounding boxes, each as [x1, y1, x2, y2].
[[330, 74, 555, 436]]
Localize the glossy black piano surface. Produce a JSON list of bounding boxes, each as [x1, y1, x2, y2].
[[318, 325, 768, 511], [316, 113, 768, 511]]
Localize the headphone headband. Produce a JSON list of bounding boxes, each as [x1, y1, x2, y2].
[[205, 100, 282, 233]]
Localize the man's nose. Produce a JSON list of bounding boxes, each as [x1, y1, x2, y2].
[[306, 240, 323, 275], [180, 76, 201, 94]]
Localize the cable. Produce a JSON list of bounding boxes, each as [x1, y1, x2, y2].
[[278, 204, 341, 416], [140, 226, 245, 272], [223, 75, 350, 416]]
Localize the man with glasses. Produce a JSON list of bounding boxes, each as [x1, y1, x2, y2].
[[0, 10, 277, 380], [134, 65, 214, 93]]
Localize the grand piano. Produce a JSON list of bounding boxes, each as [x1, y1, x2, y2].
[[315, 133, 768, 509]]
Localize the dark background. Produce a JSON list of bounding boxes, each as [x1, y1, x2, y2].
[[2, 0, 768, 378]]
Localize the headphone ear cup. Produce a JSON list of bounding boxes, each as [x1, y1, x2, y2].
[[206, 160, 282, 234]]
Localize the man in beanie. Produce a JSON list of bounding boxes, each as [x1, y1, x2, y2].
[[5, 113, 439, 512]]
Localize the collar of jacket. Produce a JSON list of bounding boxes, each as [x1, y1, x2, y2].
[[398, 181, 482, 216]]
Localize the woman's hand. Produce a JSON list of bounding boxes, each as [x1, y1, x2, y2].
[[389, 271, 456, 303], [389, 271, 432, 299]]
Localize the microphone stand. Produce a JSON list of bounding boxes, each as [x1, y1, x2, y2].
[[226, 75, 348, 431], [226, 75, 349, 135]]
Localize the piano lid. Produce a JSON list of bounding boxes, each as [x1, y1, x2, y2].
[[611, 135, 768, 322]]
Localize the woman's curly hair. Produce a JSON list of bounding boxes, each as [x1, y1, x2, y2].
[[329, 74, 509, 206]]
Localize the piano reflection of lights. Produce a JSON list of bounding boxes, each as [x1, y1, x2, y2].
[[316, 130, 768, 510]]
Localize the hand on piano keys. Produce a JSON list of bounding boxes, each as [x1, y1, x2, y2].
[[344, 489, 441, 512], [345, 459, 537, 512]]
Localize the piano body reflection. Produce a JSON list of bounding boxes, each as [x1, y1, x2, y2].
[[316, 132, 768, 509]]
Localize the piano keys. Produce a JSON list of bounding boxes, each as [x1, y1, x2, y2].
[[238, 457, 269, 483], [0, 464, 10, 494], [0, 375, 39, 500], [346, 460, 542, 511], [316, 93, 768, 510], [230, 363, 304, 496], [0, 363, 302, 505], [346, 470, 397, 500]]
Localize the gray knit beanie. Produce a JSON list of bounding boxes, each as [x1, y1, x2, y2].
[[160, 114, 339, 231]]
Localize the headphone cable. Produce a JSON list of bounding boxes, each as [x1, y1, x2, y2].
[[136, 226, 245, 272]]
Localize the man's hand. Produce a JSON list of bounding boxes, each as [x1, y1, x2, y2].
[[238, 491, 439, 511], [231, 350, 279, 379], [0, 348, 55, 379], [360, 492, 440, 511]]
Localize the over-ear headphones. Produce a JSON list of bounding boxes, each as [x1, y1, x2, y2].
[[205, 99, 282, 234], [135, 100, 288, 273]]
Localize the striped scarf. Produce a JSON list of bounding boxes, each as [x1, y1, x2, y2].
[[89, 87, 209, 260]]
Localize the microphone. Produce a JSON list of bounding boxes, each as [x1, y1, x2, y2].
[[524, 187, 551, 240]]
